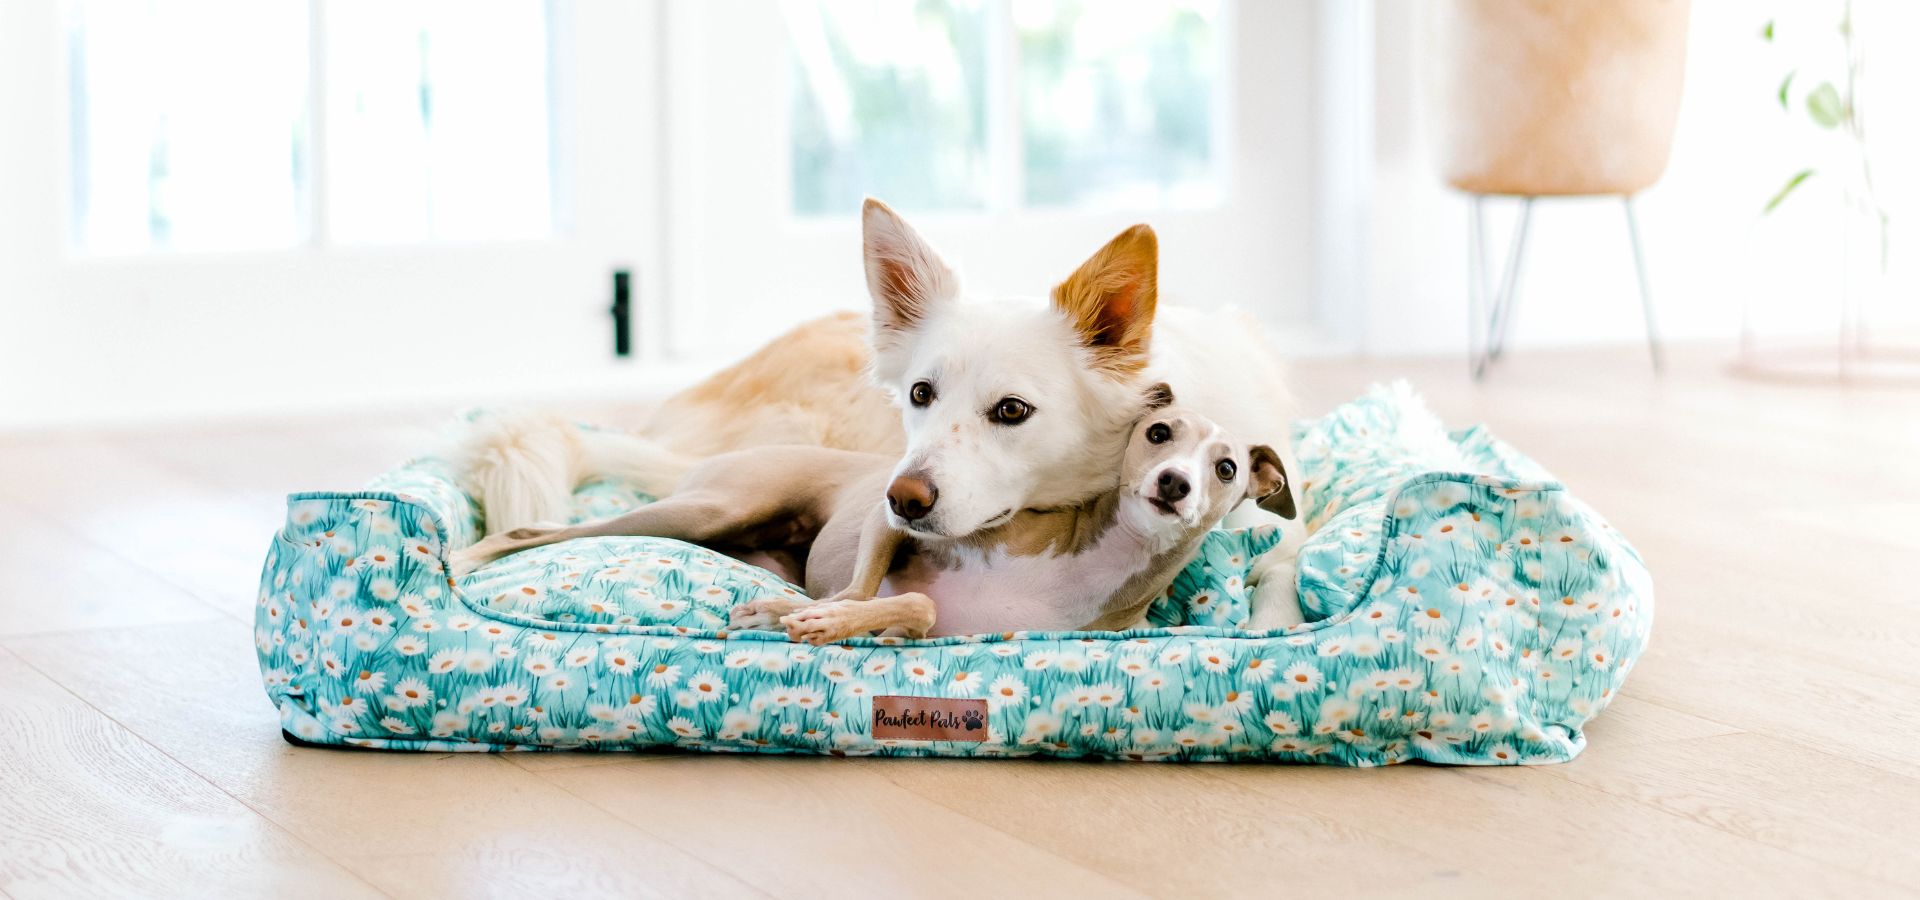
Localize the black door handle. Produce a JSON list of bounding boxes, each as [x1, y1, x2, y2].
[[611, 269, 633, 358]]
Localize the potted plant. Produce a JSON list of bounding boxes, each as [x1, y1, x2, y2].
[[1739, 1, 1916, 383]]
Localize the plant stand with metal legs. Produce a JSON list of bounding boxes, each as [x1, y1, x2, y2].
[[1466, 194, 1666, 379]]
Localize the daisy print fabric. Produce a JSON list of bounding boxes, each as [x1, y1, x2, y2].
[[256, 384, 1653, 765]]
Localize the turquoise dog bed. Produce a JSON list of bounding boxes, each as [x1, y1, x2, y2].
[[254, 385, 1652, 764]]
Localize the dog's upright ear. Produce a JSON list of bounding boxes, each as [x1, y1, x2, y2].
[[864, 198, 959, 351], [1052, 224, 1158, 375], [1247, 445, 1296, 520]]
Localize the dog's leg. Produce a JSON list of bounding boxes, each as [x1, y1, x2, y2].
[[1243, 526, 1308, 630], [1227, 502, 1309, 630], [1244, 555, 1305, 630], [735, 506, 899, 631], [729, 596, 810, 630], [780, 592, 937, 645], [824, 504, 903, 602], [448, 490, 760, 577]]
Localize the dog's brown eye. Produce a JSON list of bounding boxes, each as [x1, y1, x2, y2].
[[1146, 423, 1171, 444], [909, 381, 935, 407], [991, 397, 1031, 425], [1215, 459, 1237, 482]]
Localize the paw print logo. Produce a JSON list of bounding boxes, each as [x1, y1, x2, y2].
[[961, 709, 985, 731]]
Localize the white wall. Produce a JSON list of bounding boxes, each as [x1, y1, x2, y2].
[[1354, 0, 1920, 357]]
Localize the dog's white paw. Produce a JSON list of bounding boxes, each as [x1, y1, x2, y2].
[[1244, 563, 1305, 631], [730, 597, 806, 631]]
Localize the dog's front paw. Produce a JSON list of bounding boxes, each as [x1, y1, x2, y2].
[[780, 603, 870, 646], [1243, 567, 1305, 631], [730, 597, 807, 630]]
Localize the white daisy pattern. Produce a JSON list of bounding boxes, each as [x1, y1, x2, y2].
[[255, 386, 1651, 764]]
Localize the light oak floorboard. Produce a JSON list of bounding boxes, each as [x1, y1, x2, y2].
[[5, 622, 757, 900], [1227, 765, 1900, 897], [0, 495, 220, 638], [1539, 730, 1920, 891], [0, 440, 290, 623], [875, 759, 1501, 896], [1572, 694, 1741, 748], [0, 647, 382, 900], [540, 756, 1141, 899]]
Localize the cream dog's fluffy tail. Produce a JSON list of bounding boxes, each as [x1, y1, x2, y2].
[[447, 411, 696, 537]]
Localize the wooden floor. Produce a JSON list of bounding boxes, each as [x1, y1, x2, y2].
[[2, 343, 1917, 899]]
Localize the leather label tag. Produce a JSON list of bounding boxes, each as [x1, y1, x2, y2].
[[872, 696, 988, 742]]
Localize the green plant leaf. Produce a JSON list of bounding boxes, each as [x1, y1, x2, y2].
[[1777, 70, 1796, 109], [1763, 169, 1815, 215], [1761, 18, 1774, 41], [1807, 82, 1844, 129]]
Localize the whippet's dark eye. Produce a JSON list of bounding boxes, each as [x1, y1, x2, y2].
[[991, 397, 1031, 425], [1146, 423, 1171, 444], [1215, 459, 1237, 482], [909, 381, 935, 407]]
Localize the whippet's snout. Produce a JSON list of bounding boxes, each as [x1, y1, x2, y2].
[[1156, 470, 1190, 503], [887, 475, 938, 521]]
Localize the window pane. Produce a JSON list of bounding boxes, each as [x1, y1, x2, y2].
[[67, 1, 309, 254], [325, 0, 554, 243], [1018, 0, 1221, 208], [786, 0, 989, 216]]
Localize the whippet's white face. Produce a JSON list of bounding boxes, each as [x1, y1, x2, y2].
[[1117, 393, 1288, 539], [860, 199, 1157, 540]]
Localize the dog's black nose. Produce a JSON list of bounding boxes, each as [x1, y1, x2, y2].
[[887, 475, 938, 521], [1156, 470, 1190, 502]]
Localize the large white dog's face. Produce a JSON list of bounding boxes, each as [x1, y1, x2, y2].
[[860, 199, 1159, 539]]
